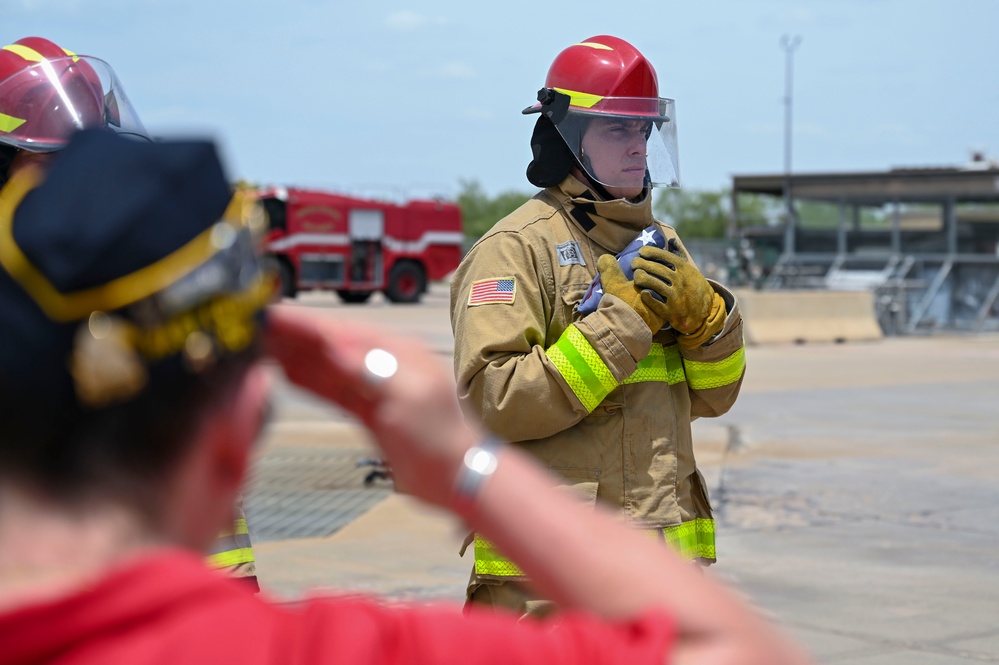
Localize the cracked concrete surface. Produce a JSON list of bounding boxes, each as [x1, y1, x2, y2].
[[250, 284, 999, 663]]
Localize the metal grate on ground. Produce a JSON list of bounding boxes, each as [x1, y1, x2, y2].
[[244, 446, 392, 542]]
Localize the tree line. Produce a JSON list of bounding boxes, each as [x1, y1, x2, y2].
[[457, 180, 798, 242]]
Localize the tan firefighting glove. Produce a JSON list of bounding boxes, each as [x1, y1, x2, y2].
[[631, 241, 726, 350], [596, 254, 667, 334]]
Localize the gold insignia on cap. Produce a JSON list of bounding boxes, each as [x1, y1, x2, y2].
[[224, 188, 268, 238], [183, 330, 216, 373], [70, 312, 147, 407]]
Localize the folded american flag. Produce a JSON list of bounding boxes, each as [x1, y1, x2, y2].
[[577, 225, 669, 315]]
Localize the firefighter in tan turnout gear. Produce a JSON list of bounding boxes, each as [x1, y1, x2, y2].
[[450, 35, 747, 617], [0, 35, 259, 591]]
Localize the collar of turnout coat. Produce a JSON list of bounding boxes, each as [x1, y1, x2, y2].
[[555, 175, 656, 253]]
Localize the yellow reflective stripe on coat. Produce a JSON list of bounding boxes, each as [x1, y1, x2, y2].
[[473, 534, 525, 577], [546, 324, 618, 412], [547, 327, 742, 410], [683, 346, 746, 391], [216, 518, 250, 538], [622, 343, 686, 385], [475, 518, 715, 577], [206, 518, 255, 571], [207, 547, 256, 569], [658, 518, 716, 561]]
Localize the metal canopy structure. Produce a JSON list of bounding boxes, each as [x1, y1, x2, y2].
[[730, 165, 999, 335], [733, 167, 999, 205]]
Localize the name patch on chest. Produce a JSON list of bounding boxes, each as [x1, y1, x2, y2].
[[467, 277, 517, 306], [555, 240, 586, 267]]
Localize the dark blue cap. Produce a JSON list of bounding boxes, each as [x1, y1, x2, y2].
[[0, 129, 270, 409]]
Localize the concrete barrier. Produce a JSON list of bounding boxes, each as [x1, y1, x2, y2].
[[733, 289, 884, 345]]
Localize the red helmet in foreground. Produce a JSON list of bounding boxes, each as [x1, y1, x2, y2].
[[0, 36, 147, 153]]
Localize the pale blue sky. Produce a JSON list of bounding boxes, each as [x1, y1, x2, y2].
[[8, 1, 999, 201]]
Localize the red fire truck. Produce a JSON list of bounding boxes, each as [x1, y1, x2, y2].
[[257, 186, 464, 304]]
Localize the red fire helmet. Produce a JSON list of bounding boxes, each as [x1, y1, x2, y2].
[[527, 35, 665, 119], [0, 36, 147, 153], [524, 36, 680, 192]]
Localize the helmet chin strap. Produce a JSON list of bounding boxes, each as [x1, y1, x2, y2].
[[575, 156, 615, 201]]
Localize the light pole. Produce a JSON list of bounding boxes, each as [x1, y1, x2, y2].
[[780, 34, 801, 256]]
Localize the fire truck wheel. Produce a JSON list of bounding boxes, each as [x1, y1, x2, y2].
[[336, 289, 373, 304], [276, 261, 297, 299], [385, 262, 425, 304]]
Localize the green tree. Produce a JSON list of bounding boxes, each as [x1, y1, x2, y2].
[[457, 180, 533, 242], [734, 192, 783, 228], [653, 188, 731, 238]]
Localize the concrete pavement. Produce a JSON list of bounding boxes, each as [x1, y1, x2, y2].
[[249, 283, 999, 663]]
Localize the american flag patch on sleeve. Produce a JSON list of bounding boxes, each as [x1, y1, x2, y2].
[[468, 277, 517, 306]]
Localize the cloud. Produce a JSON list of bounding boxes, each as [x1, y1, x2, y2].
[[386, 11, 427, 31]]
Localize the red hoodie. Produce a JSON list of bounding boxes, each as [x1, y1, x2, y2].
[[0, 549, 675, 664]]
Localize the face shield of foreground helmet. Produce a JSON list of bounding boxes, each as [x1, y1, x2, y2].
[[559, 96, 680, 195], [524, 36, 681, 198], [0, 49, 148, 152]]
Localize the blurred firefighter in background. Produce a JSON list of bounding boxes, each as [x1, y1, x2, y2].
[[0, 35, 259, 591], [450, 35, 747, 617]]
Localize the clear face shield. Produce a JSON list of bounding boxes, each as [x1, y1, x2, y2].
[[0, 55, 148, 152], [541, 91, 680, 196]]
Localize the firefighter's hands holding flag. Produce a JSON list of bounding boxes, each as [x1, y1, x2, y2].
[[593, 232, 726, 349], [631, 239, 727, 349], [596, 254, 668, 334]]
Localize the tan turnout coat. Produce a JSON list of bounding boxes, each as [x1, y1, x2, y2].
[[450, 175, 746, 577]]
